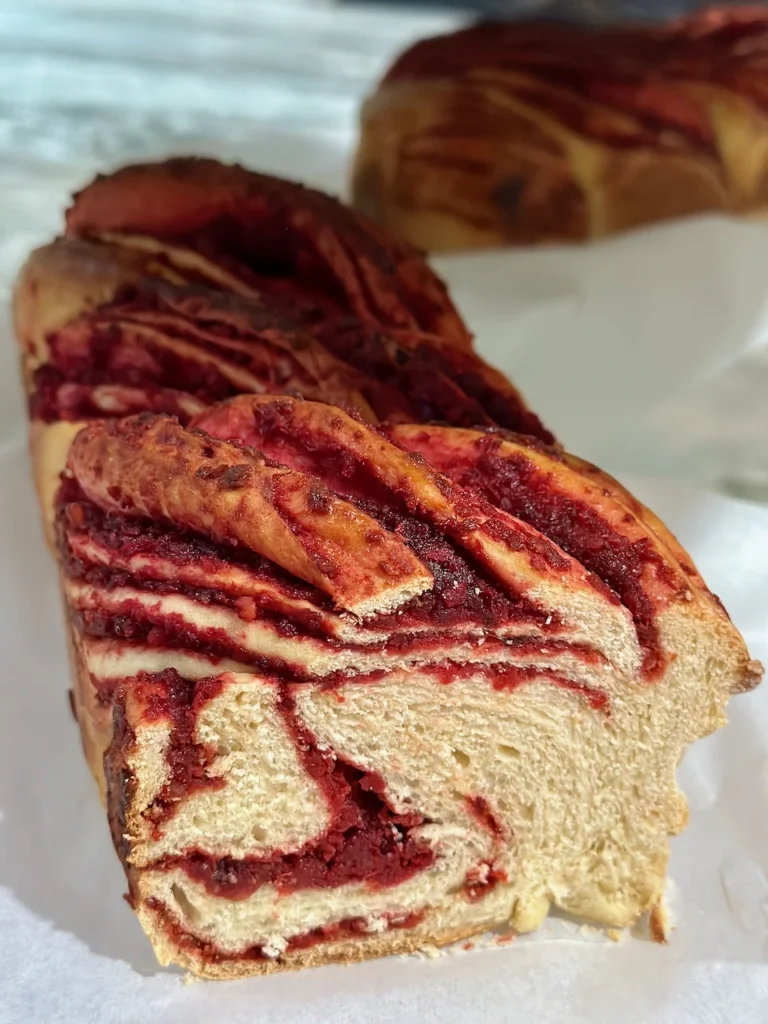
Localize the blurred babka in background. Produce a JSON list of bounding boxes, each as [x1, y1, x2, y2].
[[352, 7, 768, 249]]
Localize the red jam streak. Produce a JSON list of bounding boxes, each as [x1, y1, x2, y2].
[[56, 477, 554, 639], [463, 862, 509, 903], [314, 318, 553, 441], [465, 796, 505, 839], [32, 277, 547, 438], [197, 400, 581, 616], [139, 669, 226, 833], [30, 365, 206, 424], [73, 606, 310, 678], [58, 477, 612, 697], [145, 895, 426, 965], [56, 477, 329, 609], [130, 668, 604, 905], [423, 437, 670, 678], [167, 214, 354, 314], [31, 312, 243, 422], [159, 685, 435, 900], [488, 664, 609, 712]]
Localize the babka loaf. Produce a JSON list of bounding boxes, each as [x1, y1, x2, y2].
[[14, 157, 761, 978], [56, 396, 759, 977], [14, 160, 549, 540], [351, 7, 768, 249]]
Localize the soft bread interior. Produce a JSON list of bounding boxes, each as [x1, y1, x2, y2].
[[120, 602, 730, 975]]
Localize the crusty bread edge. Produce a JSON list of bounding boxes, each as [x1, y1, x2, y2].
[[138, 904, 498, 980]]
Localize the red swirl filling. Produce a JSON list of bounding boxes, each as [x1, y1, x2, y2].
[[56, 477, 554, 649], [131, 677, 435, 900], [145, 896, 426, 965], [403, 434, 672, 678], [31, 282, 550, 439], [115, 666, 604, 905]]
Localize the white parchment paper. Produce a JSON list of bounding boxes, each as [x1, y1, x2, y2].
[[435, 216, 768, 494], [0, 140, 767, 1023]]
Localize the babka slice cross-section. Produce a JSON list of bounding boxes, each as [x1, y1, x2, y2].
[[57, 396, 759, 977]]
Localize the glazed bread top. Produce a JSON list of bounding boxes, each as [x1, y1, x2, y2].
[[58, 394, 759, 718], [380, 13, 768, 129], [64, 157, 473, 348]]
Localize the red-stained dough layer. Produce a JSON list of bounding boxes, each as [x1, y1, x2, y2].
[[158, 685, 434, 901], [30, 280, 550, 439], [394, 431, 675, 677], [145, 895, 426, 965]]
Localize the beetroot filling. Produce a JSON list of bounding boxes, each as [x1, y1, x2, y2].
[[314, 313, 551, 438], [58, 489, 563, 668], [56, 479, 327, 605], [30, 366, 205, 424], [166, 213, 353, 315], [140, 670, 226, 832], [33, 279, 545, 436], [72, 606, 309, 678], [161, 686, 435, 900], [199, 402, 571, 627], [56, 470, 552, 638], [146, 897, 425, 964], [463, 863, 509, 903], [33, 319, 241, 416], [465, 796, 505, 839], [315, 320, 495, 428], [448, 440, 670, 677]]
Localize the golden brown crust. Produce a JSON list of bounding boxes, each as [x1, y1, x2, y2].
[[67, 414, 432, 616], [63, 606, 110, 803], [353, 78, 590, 248], [13, 239, 136, 377], [30, 420, 87, 548]]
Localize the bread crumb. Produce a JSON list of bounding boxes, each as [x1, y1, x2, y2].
[[649, 902, 669, 944], [578, 923, 602, 937], [418, 943, 441, 959], [262, 936, 288, 959], [606, 928, 623, 943], [364, 914, 389, 934]]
